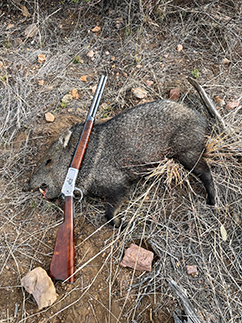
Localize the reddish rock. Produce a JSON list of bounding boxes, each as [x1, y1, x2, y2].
[[186, 265, 198, 276], [120, 243, 154, 271]]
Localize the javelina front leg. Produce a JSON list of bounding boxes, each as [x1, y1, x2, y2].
[[104, 186, 127, 227]]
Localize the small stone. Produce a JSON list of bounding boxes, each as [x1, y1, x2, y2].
[[169, 88, 180, 101], [87, 50, 94, 58], [21, 267, 57, 310], [45, 112, 55, 123], [177, 44, 183, 52], [186, 265, 198, 276], [132, 87, 147, 99], [120, 244, 154, 271]]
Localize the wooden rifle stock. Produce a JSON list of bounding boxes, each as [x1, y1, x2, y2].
[[49, 75, 107, 283], [49, 196, 75, 282]]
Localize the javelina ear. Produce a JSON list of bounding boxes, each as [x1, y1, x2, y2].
[[58, 129, 72, 148]]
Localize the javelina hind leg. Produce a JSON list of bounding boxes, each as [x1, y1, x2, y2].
[[179, 156, 215, 205]]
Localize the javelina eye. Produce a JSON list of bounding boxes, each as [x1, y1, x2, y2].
[[45, 159, 52, 166]]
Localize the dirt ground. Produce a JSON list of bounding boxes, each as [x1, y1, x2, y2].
[[0, 1, 242, 322]]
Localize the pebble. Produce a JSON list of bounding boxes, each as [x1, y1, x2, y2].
[[45, 112, 55, 123]]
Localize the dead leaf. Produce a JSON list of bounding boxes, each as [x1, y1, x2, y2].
[[222, 58, 230, 65], [115, 17, 123, 29], [71, 88, 79, 99], [92, 84, 97, 94], [233, 213, 241, 225], [225, 100, 240, 110], [220, 224, 227, 241], [61, 93, 73, 104], [21, 5, 31, 17], [24, 23, 38, 38], [0, 62, 3, 68], [38, 79, 44, 86], [132, 87, 147, 99], [6, 23, 14, 30], [146, 80, 154, 87], [92, 26, 101, 33], [80, 75, 88, 82], [214, 96, 225, 107], [38, 53, 46, 64], [169, 88, 180, 101]]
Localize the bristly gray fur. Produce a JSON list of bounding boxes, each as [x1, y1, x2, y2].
[[28, 99, 215, 225]]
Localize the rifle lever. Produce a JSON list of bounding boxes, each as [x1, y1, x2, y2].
[[73, 187, 83, 202]]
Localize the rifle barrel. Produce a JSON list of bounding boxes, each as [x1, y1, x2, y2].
[[89, 75, 107, 120], [90, 75, 107, 119]]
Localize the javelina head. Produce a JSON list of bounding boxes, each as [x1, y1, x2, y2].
[[28, 129, 73, 199]]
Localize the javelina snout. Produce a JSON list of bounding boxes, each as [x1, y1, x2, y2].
[[29, 99, 215, 225]]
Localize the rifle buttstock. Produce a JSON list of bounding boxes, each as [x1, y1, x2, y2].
[[49, 196, 75, 283]]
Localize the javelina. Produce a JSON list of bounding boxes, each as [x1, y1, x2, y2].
[[28, 99, 215, 225]]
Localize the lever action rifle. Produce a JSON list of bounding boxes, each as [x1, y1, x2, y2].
[[49, 75, 107, 283]]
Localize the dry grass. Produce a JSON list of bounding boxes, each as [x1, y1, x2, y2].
[[0, 0, 242, 322]]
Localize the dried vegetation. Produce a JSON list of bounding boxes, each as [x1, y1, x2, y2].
[[0, 0, 242, 322]]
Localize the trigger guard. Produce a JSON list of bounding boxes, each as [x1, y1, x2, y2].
[[74, 187, 83, 202]]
